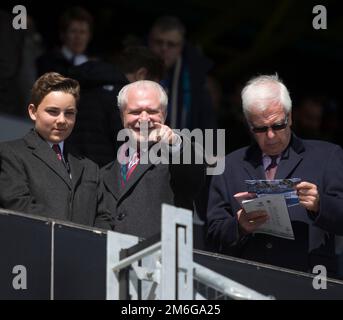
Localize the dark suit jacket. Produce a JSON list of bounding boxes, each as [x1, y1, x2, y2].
[[207, 134, 343, 275], [36, 49, 73, 77], [0, 130, 99, 226], [67, 61, 127, 167], [95, 139, 206, 239]]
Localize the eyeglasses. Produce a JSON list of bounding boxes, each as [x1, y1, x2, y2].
[[250, 116, 288, 134]]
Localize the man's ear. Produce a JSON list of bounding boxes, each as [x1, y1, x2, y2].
[[288, 111, 292, 126], [135, 67, 148, 81], [28, 104, 37, 121]]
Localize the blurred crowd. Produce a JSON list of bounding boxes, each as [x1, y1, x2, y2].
[[1, 5, 342, 156]]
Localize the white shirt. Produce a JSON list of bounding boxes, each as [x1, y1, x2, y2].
[[47, 140, 64, 154], [61, 46, 88, 66]]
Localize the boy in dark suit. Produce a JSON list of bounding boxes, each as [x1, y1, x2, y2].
[[0, 72, 99, 226]]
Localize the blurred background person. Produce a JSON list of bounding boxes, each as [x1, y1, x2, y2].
[[293, 94, 342, 145], [148, 15, 217, 130], [0, 9, 25, 117], [293, 95, 325, 140], [37, 6, 94, 76], [17, 15, 44, 109]]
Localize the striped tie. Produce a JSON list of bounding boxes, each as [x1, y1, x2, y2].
[[265, 155, 279, 180], [120, 151, 140, 187], [52, 144, 63, 161]]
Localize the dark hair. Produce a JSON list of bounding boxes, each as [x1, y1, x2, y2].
[[117, 46, 165, 81], [30, 72, 80, 106], [150, 16, 186, 37], [59, 6, 94, 34]]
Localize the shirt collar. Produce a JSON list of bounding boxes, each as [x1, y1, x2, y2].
[[61, 46, 74, 61], [262, 154, 281, 171], [61, 46, 88, 66], [47, 141, 64, 154]]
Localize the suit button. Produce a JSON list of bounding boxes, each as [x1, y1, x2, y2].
[[266, 242, 273, 249], [117, 212, 126, 221]]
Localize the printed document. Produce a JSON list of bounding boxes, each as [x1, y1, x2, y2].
[[242, 194, 295, 240]]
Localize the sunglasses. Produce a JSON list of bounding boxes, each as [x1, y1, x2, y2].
[[250, 116, 288, 134]]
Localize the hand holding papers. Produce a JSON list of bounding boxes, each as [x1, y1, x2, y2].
[[234, 179, 301, 240], [295, 181, 320, 213], [233, 191, 256, 206], [241, 194, 295, 240], [245, 178, 301, 207]]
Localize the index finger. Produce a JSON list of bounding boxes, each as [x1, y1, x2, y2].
[[295, 181, 316, 190], [153, 122, 163, 128]]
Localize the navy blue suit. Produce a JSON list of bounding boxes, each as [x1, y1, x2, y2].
[[207, 134, 343, 276]]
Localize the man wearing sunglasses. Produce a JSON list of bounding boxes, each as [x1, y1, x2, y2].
[[207, 74, 343, 278]]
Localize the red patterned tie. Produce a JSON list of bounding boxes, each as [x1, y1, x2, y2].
[[265, 155, 278, 180], [120, 151, 140, 187], [52, 144, 63, 161]]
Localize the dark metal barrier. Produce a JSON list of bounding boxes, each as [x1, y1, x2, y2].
[[194, 250, 343, 299], [1, 209, 343, 299], [0, 210, 106, 299]]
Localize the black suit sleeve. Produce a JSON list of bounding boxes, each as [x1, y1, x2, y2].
[[314, 145, 343, 235], [0, 145, 44, 214], [169, 135, 206, 208], [94, 171, 115, 230], [206, 171, 241, 253]]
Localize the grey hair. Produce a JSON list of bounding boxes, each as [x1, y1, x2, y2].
[[117, 80, 168, 117], [241, 74, 292, 118]]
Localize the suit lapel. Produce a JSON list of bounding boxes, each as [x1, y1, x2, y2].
[[119, 160, 154, 202], [243, 134, 305, 180], [103, 161, 122, 200], [243, 144, 266, 180], [102, 147, 156, 204], [118, 144, 156, 203], [275, 135, 304, 179], [24, 130, 72, 188], [67, 152, 84, 189]]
